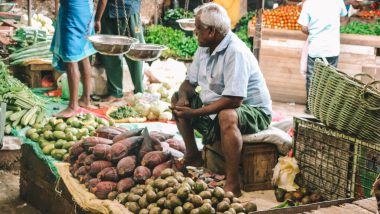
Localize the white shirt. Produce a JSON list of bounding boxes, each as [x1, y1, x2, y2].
[[186, 31, 272, 117], [298, 0, 347, 58]]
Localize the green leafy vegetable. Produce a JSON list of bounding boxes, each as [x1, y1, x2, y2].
[[109, 106, 141, 119], [340, 19, 380, 35]]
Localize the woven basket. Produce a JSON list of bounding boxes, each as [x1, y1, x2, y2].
[[309, 59, 380, 144]]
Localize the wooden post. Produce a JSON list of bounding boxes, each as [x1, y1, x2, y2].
[[28, 0, 32, 26], [253, 0, 265, 62], [0, 102, 6, 148]]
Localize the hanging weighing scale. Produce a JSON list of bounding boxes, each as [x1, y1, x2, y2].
[[176, 0, 195, 31], [88, 0, 167, 61]]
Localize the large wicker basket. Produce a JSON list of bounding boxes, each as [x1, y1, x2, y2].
[[309, 59, 380, 144]]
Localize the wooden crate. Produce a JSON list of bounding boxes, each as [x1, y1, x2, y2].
[[242, 143, 278, 192], [20, 144, 90, 214], [12, 64, 61, 88]]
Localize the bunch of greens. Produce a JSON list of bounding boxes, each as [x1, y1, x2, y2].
[[163, 8, 194, 22], [145, 25, 198, 60], [235, 11, 256, 50], [340, 20, 380, 36], [8, 27, 50, 53], [109, 106, 141, 119]]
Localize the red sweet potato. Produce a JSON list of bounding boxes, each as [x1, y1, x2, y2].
[[141, 151, 171, 169], [113, 126, 128, 133], [107, 142, 128, 162], [90, 144, 111, 159], [93, 181, 117, 199], [94, 126, 123, 140], [118, 136, 144, 152], [89, 161, 113, 176], [138, 128, 154, 160], [116, 178, 135, 193], [160, 142, 184, 158], [80, 173, 93, 184], [74, 166, 88, 178], [77, 152, 88, 164], [152, 160, 172, 178], [82, 137, 113, 151], [97, 167, 119, 182], [133, 166, 152, 183], [112, 128, 144, 143], [172, 157, 186, 172], [86, 178, 100, 191], [117, 156, 136, 177], [69, 163, 79, 176], [69, 140, 84, 157], [84, 154, 96, 166], [150, 131, 174, 142], [166, 138, 186, 153]]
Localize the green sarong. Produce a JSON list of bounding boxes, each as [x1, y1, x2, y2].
[[175, 92, 272, 144], [98, 13, 145, 96]]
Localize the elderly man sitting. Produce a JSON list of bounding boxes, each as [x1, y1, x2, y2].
[[171, 3, 272, 196]]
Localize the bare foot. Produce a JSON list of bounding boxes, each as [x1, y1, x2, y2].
[[102, 96, 122, 103], [224, 181, 242, 197], [79, 98, 97, 109], [53, 107, 79, 118]]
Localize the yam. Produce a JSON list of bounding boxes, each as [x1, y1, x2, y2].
[[138, 128, 154, 160], [112, 128, 144, 143], [133, 166, 152, 183], [74, 166, 88, 178], [94, 126, 123, 140], [84, 154, 96, 166], [93, 181, 117, 199], [89, 160, 113, 176], [117, 156, 136, 177], [97, 167, 119, 182], [82, 137, 113, 151], [152, 160, 172, 178], [160, 142, 184, 158], [118, 136, 144, 153], [80, 173, 93, 184], [69, 140, 84, 157], [141, 151, 171, 169], [150, 131, 174, 142], [117, 177, 135, 193], [166, 138, 186, 153], [90, 144, 111, 159], [77, 152, 88, 165], [108, 142, 128, 162]]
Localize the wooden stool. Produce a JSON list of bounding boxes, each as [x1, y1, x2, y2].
[[203, 139, 278, 192], [12, 64, 61, 88]]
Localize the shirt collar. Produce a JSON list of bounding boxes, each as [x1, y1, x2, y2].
[[210, 31, 233, 56]]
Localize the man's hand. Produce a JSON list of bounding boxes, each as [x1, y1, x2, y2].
[[176, 96, 190, 107], [94, 21, 101, 33], [171, 105, 198, 119]]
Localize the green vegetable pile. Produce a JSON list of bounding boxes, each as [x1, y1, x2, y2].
[[163, 8, 193, 22], [340, 19, 380, 35], [9, 41, 52, 66], [109, 106, 141, 119], [235, 11, 256, 50], [145, 25, 198, 60], [0, 60, 46, 134], [8, 27, 51, 52]]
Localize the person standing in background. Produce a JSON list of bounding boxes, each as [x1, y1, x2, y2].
[[212, 0, 241, 29], [51, 0, 107, 117], [96, 0, 145, 103], [297, 0, 347, 114]]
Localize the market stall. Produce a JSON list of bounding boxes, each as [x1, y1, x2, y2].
[[248, 4, 380, 104]]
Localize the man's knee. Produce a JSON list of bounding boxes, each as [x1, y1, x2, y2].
[[218, 109, 238, 131], [171, 92, 178, 106]]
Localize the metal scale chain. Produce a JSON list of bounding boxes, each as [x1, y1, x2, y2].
[[115, 0, 134, 36]]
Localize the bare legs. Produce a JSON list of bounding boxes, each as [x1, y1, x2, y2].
[[78, 57, 95, 108]]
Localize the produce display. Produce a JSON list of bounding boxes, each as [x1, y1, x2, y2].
[[340, 19, 380, 35], [251, 5, 302, 30], [127, 92, 172, 121], [163, 8, 194, 22], [0, 61, 46, 134], [9, 41, 52, 66], [355, 10, 380, 19], [107, 106, 147, 123], [272, 187, 322, 208], [25, 114, 112, 161], [235, 11, 256, 49], [145, 25, 197, 60], [20, 13, 55, 34], [67, 126, 257, 213]]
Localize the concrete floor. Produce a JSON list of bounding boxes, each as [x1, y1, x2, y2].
[[0, 101, 307, 213]]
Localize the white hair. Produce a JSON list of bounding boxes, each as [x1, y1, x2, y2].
[[194, 3, 231, 36]]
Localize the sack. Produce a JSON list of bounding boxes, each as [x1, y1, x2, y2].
[[272, 156, 300, 191]]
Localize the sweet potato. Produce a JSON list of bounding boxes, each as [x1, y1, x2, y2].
[[112, 128, 144, 143], [86, 178, 100, 191], [69, 140, 84, 157], [69, 163, 79, 176], [107, 142, 128, 162], [133, 166, 152, 183], [80, 173, 93, 184], [94, 126, 123, 140], [90, 144, 111, 159], [82, 137, 113, 151], [84, 154, 96, 166], [160, 142, 184, 158], [152, 160, 172, 178], [74, 166, 88, 178], [116, 178, 135, 193], [113, 126, 128, 133], [117, 156, 136, 177], [150, 131, 174, 142], [172, 157, 186, 172], [77, 152, 88, 165], [138, 128, 154, 161], [141, 151, 171, 169], [97, 167, 119, 182], [118, 136, 144, 152], [93, 181, 117, 199], [166, 138, 186, 153], [89, 161, 113, 176]]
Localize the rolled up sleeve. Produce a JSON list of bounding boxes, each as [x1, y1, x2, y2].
[[222, 50, 248, 98]]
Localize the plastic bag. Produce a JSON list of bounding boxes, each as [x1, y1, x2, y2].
[[272, 156, 300, 191], [57, 73, 83, 100]]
